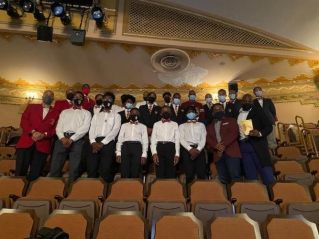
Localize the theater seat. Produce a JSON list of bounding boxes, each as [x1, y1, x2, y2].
[[94, 211, 146, 239], [230, 181, 280, 224], [276, 146, 307, 163], [209, 213, 261, 239], [154, 213, 203, 239], [271, 182, 319, 225], [103, 179, 144, 217], [59, 178, 106, 222], [0, 159, 15, 176], [308, 159, 319, 180], [265, 215, 319, 239], [314, 181, 319, 202], [147, 179, 186, 224], [0, 176, 25, 209], [43, 210, 90, 239], [0, 208, 38, 239], [189, 180, 232, 226], [0, 146, 16, 160], [13, 177, 65, 226]]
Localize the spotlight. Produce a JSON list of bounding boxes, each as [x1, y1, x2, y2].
[[91, 6, 104, 24], [19, 0, 33, 12], [0, 0, 8, 10], [34, 7, 45, 21], [7, 2, 24, 18], [51, 1, 64, 17], [60, 11, 71, 25]]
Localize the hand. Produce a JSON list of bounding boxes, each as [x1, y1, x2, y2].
[[116, 155, 121, 163], [249, 129, 261, 137], [96, 142, 104, 151], [64, 138, 73, 148], [153, 154, 159, 165], [189, 148, 199, 160], [141, 157, 147, 165], [60, 137, 69, 147], [173, 155, 179, 166], [147, 128, 153, 136], [215, 142, 225, 152], [91, 142, 100, 153], [31, 131, 42, 141]]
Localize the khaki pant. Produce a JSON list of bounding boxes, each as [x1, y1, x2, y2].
[[267, 125, 277, 149]]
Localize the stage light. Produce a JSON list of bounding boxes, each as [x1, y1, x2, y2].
[[19, 0, 34, 12], [91, 6, 104, 23], [60, 11, 71, 25], [34, 7, 45, 21], [0, 0, 8, 10], [51, 1, 64, 17], [7, 2, 24, 18]]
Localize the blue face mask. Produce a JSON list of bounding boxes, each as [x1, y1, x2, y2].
[[229, 94, 236, 100], [186, 112, 197, 120], [206, 97, 212, 104], [189, 95, 196, 101], [173, 98, 181, 105], [125, 102, 133, 109], [218, 95, 226, 103]]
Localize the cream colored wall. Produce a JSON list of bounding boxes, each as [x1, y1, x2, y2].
[[0, 101, 318, 129]]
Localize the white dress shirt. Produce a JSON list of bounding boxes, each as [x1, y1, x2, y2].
[[56, 108, 92, 141], [42, 106, 50, 119], [116, 122, 148, 157], [111, 104, 124, 113], [258, 98, 263, 108], [151, 121, 180, 156], [172, 104, 180, 115], [93, 105, 103, 115], [237, 109, 251, 140], [179, 121, 206, 151], [89, 110, 121, 145]]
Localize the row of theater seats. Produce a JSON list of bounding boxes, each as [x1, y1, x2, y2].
[[0, 177, 319, 228], [1, 209, 319, 239]]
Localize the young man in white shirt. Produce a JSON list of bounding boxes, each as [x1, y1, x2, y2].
[[49, 91, 92, 182], [179, 106, 207, 184], [116, 108, 148, 178], [91, 93, 103, 115], [87, 94, 121, 182], [151, 106, 180, 178]]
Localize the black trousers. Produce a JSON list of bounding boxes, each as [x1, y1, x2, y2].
[[15, 145, 48, 181], [87, 140, 115, 183], [181, 147, 206, 184], [156, 142, 176, 178], [121, 142, 142, 178]]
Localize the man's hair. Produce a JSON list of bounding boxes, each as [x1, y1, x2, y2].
[[162, 92, 171, 97], [104, 91, 115, 101], [95, 93, 103, 100], [74, 91, 84, 99]]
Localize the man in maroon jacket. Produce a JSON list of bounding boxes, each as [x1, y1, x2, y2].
[[206, 103, 241, 183], [53, 88, 74, 115], [180, 90, 205, 123], [16, 90, 59, 180], [81, 84, 95, 110]]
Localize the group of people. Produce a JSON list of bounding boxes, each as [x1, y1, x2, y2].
[[15, 83, 278, 185]]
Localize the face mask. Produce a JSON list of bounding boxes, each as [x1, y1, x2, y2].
[[143, 96, 148, 101], [82, 88, 90, 95], [186, 112, 197, 120], [129, 114, 139, 122], [189, 95, 196, 101], [148, 96, 155, 104], [162, 111, 171, 119], [229, 94, 237, 100], [218, 95, 226, 103], [242, 103, 252, 111], [173, 98, 181, 105], [96, 99, 103, 106], [125, 102, 133, 109], [43, 95, 53, 105], [255, 90, 263, 97], [103, 100, 113, 109], [66, 93, 74, 101], [164, 96, 171, 104], [206, 97, 212, 104], [213, 111, 225, 121], [73, 98, 82, 107]]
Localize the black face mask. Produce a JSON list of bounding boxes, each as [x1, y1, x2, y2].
[[43, 95, 53, 105], [148, 96, 155, 104], [164, 96, 171, 104], [129, 114, 139, 122], [213, 111, 225, 121], [73, 98, 82, 107], [96, 99, 103, 106], [242, 103, 253, 111], [162, 111, 171, 119], [66, 93, 74, 101], [103, 100, 113, 109]]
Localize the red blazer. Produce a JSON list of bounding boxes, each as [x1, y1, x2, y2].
[[82, 96, 95, 110], [53, 99, 73, 114], [206, 117, 241, 160], [181, 100, 205, 122], [16, 104, 59, 153]]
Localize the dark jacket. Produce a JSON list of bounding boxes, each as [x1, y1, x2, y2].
[[225, 99, 242, 119], [253, 98, 277, 125], [203, 103, 213, 125], [139, 104, 161, 128], [118, 110, 130, 125], [170, 104, 184, 125]]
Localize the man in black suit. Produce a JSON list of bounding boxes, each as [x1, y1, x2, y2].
[[253, 86, 277, 150], [118, 94, 136, 125], [203, 93, 213, 126], [225, 89, 242, 119], [170, 92, 184, 125], [237, 94, 274, 185]]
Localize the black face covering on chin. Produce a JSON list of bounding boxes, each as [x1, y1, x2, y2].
[[242, 103, 253, 111]]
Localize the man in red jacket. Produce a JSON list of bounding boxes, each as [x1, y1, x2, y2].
[[15, 90, 59, 180], [206, 103, 241, 183], [180, 90, 205, 123], [53, 88, 74, 115], [82, 84, 95, 110]]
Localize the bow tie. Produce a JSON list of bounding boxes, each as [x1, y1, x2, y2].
[[73, 106, 81, 110], [162, 119, 171, 123], [187, 120, 197, 123], [130, 120, 138, 125]]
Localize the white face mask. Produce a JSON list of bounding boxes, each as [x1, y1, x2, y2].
[[229, 94, 236, 100], [255, 90, 263, 97], [206, 97, 212, 104]]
